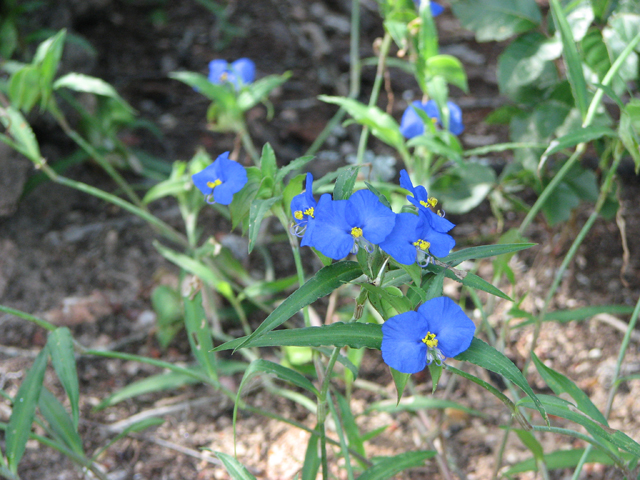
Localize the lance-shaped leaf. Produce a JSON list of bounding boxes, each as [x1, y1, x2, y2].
[[47, 327, 80, 429]]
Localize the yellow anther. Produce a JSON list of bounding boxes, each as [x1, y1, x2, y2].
[[219, 72, 228, 81], [422, 332, 438, 348], [351, 227, 363, 238], [427, 197, 438, 208], [206, 179, 222, 189], [413, 239, 430, 251], [294, 211, 304, 220], [304, 207, 314, 218]]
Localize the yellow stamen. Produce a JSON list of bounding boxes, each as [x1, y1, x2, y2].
[[351, 227, 363, 238], [413, 239, 430, 251], [422, 332, 438, 348], [304, 207, 314, 218], [219, 72, 228, 81], [206, 179, 222, 189], [419, 197, 439, 209], [294, 211, 304, 220]]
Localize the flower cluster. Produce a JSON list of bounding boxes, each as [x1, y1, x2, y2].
[[208, 58, 255, 90], [192, 152, 248, 205], [292, 170, 455, 265], [400, 100, 464, 138], [381, 296, 475, 373]]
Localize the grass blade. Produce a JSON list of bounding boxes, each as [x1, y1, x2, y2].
[[47, 327, 80, 429]]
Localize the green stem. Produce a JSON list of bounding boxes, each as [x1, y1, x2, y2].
[[240, 126, 260, 164], [518, 31, 640, 235], [523, 142, 623, 376], [355, 32, 393, 166]]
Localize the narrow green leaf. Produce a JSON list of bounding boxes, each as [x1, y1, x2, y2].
[[0, 105, 41, 163], [276, 155, 315, 184], [216, 451, 257, 480], [169, 71, 236, 106], [236, 261, 362, 349], [361, 284, 411, 316], [301, 426, 321, 480], [532, 353, 608, 425], [259, 143, 277, 179], [428, 363, 443, 393], [357, 451, 437, 480], [520, 395, 640, 457], [34, 29, 66, 109], [456, 338, 548, 423], [47, 327, 80, 429], [8, 65, 41, 112], [38, 388, 84, 455], [6, 347, 48, 472], [514, 428, 544, 461], [94, 371, 201, 410], [549, 0, 589, 118], [335, 392, 365, 458], [229, 167, 263, 230], [183, 291, 218, 381], [215, 322, 382, 352], [442, 243, 536, 266], [248, 196, 280, 253], [513, 304, 636, 327], [390, 368, 411, 405], [425, 263, 512, 301], [333, 166, 359, 200], [426, 54, 469, 92], [503, 447, 622, 476], [541, 126, 616, 162], [53, 73, 134, 113], [368, 395, 486, 418], [237, 72, 291, 111]]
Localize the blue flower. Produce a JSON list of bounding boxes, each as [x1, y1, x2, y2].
[[290, 173, 317, 236], [399, 169, 455, 234], [381, 297, 475, 374], [413, 0, 444, 16], [301, 189, 396, 260], [379, 211, 455, 265], [400, 100, 464, 138], [208, 58, 256, 90], [192, 152, 248, 205]]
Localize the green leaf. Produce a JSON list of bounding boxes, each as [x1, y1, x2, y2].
[[153, 241, 233, 299], [497, 32, 562, 96], [520, 395, 640, 457], [541, 126, 616, 163], [38, 388, 84, 455], [503, 447, 627, 476], [183, 291, 218, 381], [47, 327, 80, 429], [95, 371, 201, 410], [53, 73, 135, 114], [248, 196, 280, 253], [390, 368, 411, 404], [549, 0, 589, 118], [6, 347, 48, 472], [451, 0, 542, 42], [34, 29, 66, 109], [361, 284, 412, 316], [442, 243, 536, 266], [237, 72, 291, 111], [8, 65, 41, 112], [513, 304, 636, 327], [333, 166, 359, 200], [532, 353, 608, 425], [319, 96, 405, 151], [582, 29, 613, 82], [426, 55, 468, 92], [429, 162, 496, 214], [170, 71, 236, 105], [368, 395, 486, 418], [357, 451, 437, 480], [456, 337, 548, 424], [259, 143, 277, 179], [236, 261, 362, 349], [620, 108, 640, 172], [301, 426, 321, 480], [513, 428, 544, 462], [276, 155, 315, 184], [405, 134, 463, 164], [335, 392, 366, 458], [0, 105, 42, 163], [425, 263, 512, 301], [602, 14, 640, 86], [215, 451, 258, 480], [214, 322, 383, 352], [428, 362, 442, 393]]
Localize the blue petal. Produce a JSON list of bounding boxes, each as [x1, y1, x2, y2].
[[424, 99, 440, 120], [417, 297, 475, 358], [399, 101, 426, 139], [379, 212, 421, 265], [191, 152, 247, 205], [399, 169, 416, 196], [231, 58, 256, 86], [430, 2, 444, 16], [425, 208, 455, 233], [290, 173, 317, 224], [447, 101, 464, 135], [302, 194, 353, 259], [417, 212, 455, 257], [191, 163, 219, 196], [208, 59, 228, 84], [347, 189, 396, 244], [382, 311, 429, 374]]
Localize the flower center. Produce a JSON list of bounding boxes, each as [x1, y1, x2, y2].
[[351, 227, 363, 238], [206, 179, 223, 189], [413, 239, 430, 251], [419, 197, 438, 209], [219, 71, 229, 82], [294, 211, 304, 220], [422, 332, 438, 348], [304, 207, 314, 218]]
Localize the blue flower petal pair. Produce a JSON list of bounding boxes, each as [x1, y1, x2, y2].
[[301, 189, 396, 260], [208, 58, 256, 90], [191, 152, 248, 205], [400, 100, 464, 138], [381, 297, 476, 374], [399, 169, 455, 234]]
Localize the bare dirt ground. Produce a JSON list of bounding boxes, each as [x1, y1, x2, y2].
[[1, 1, 640, 479]]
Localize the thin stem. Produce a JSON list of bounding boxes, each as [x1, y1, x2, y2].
[[523, 143, 623, 375], [518, 31, 640, 235], [240, 126, 260, 164], [355, 32, 393, 165]]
